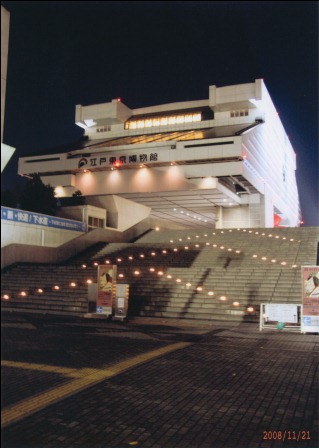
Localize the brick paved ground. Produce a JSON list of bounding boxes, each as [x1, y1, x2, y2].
[[1, 311, 318, 448]]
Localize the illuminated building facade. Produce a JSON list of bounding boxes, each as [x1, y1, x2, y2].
[[18, 79, 300, 229]]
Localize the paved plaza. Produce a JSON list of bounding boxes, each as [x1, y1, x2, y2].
[[1, 311, 318, 448]]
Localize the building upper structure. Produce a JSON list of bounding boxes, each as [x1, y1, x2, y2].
[[18, 79, 301, 229]]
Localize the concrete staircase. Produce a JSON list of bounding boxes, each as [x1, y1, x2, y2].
[[1, 227, 318, 322]]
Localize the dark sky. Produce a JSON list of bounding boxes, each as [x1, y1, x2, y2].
[[2, 1, 318, 226]]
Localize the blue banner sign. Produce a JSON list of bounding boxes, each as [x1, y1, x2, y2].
[[1, 207, 87, 232]]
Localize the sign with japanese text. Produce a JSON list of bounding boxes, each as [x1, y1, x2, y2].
[[78, 152, 159, 170], [301, 266, 319, 333], [97, 265, 117, 315], [264, 304, 298, 323], [1, 207, 87, 232]]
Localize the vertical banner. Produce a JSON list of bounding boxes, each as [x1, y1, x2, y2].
[[97, 265, 117, 315], [301, 266, 319, 333]]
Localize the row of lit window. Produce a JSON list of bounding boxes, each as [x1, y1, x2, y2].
[[125, 113, 202, 130], [88, 217, 105, 229], [96, 125, 111, 133], [230, 110, 249, 117]]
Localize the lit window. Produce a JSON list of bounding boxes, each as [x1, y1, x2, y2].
[[125, 112, 202, 129]]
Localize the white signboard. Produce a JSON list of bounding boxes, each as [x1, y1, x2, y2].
[[264, 304, 298, 323]]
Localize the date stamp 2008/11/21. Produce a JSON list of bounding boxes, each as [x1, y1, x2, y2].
[[263, 431, 311, 442]]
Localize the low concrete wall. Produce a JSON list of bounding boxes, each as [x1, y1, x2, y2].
[[1, 207, 87, 248], [1, 218, 153, 269]]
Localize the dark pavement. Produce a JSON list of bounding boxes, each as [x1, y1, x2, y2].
[[1, 310, 318, 448]]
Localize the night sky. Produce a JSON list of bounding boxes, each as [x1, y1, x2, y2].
[[2, 1, 318, 226]]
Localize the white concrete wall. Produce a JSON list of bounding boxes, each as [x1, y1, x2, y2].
[[221, 206, 250, 229], [242, 83, 300, 226], [57, 205, 107, 228], [1, 217, 153, 269], [1, 219, 84, 248], [83, 195, 151, 231]]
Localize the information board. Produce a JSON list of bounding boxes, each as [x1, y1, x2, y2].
[[264, 304, 298, 323], [1, 206, 87, 232], [260, 304, 302, 332]]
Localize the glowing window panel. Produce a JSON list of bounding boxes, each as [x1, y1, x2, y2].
[[125, 113, 202, 130], [144, 119, 152, 128]]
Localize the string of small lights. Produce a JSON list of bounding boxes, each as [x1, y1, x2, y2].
[[1, 227, 303, 317]]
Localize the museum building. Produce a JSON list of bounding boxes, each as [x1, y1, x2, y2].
[[18, 79, 300, 230]]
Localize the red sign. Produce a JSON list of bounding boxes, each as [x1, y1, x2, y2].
[[97, 265, 117, 314]]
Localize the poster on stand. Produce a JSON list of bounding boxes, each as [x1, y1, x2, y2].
[[96, 265, 117, 315], [301, 266, 319, 333]]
